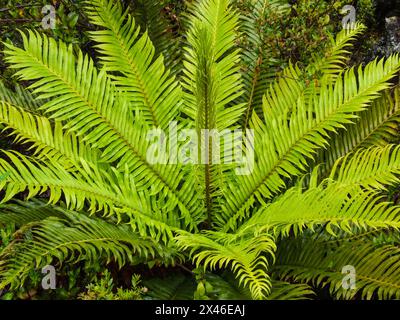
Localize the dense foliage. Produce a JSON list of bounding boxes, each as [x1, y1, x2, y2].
[[0, 0, 400, 300]]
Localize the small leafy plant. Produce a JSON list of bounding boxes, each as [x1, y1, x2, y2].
[[78, 270, 146, 300]]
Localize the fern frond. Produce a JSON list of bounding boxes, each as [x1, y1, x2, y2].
[[306, 23, 366, 82], [182, 0, 245, 224], [130, 0, 182, 73], [0, 151, 184, 241], [0, 212, 161, 290], [4, 30, 202, 228], [200, 272, 252, 299], [329, 145, 400, 190], [183, 0, 244, 130], [144, 273, 196, 300], [239, 181, 400, 238], [0, 80, 41, 112], [86, 0, 181, 131], [274, 239, 400, 299], [0, 199, 63, 226], [240, 21, 366, 128], [222, 54, 400, 231], [176, 229, 276, 299], [237, 0, 291, 127], [268, 280, 314, 300], [315, 88, 400, 176], [195, 272, 314, 300], [0, 102, 100, 168]]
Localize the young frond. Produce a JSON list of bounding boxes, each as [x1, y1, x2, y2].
[[182, 0, 246, 224], [182, 0, 245, 130]]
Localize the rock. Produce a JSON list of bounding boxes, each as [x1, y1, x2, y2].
[[364, 1, 400, 60], [385, 16, 400, 53]]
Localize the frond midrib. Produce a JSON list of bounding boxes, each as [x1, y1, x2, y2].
[[38, 236, 147, 259], [228, 80, 392, 227], [9, 179, 181, 233], [22, 50, 197, 224], [102, 14, 160, 127]]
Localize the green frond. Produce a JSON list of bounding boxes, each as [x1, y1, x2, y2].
[[240, 181, 400, 238], [130, 0, 182, 73], [86, 0, 182, 131], [1, 0, 400, 301], [182, 0, 245, 224], [0, 199, 63, 226], [268, 280, 315, 300], [239, 21, 366, 129], [360, 87, 400, 146], [199, 272, 252, 299], [0, 80, 41, 112], [222, 54, 400, 231], [4, 30, 134, 166], [176, 229, 276, 299], [183, 0, 245, 130], [274, 239, 400, 299], [306, 23, 366, 82], [0, 151, 185, 241], [3, 30, 202, 228], [0, 212, 161, 290], [329, 145, 400, 190], [0, 101, 101, 168], [198, 272, 314, 300], [311, 225, 391, 245], [315, 87, 400, 176]]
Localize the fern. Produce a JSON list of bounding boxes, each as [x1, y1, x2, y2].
[[0, 209, 171, 290], [222, 54, 400, 231], [0, 199, 63, 226], [315, 87, 400, 176], [0, 0, 400, 300], [274, 238, 400, 299]]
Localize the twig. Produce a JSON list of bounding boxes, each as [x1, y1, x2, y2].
[[177, 263, 193, 275], [0, 4, 42, 13], [0, 19, 37, 23]]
